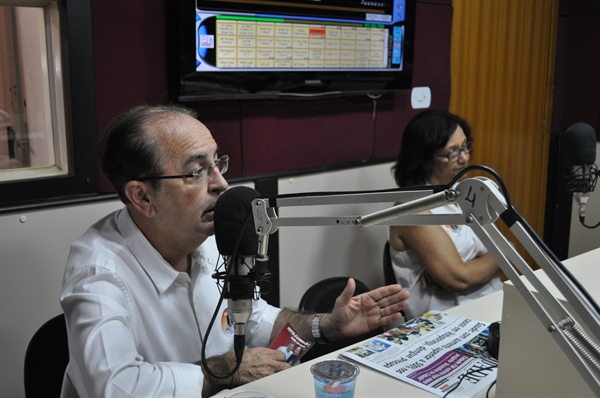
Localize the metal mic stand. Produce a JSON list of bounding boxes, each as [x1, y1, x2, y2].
[[251, 168, 600, 393]]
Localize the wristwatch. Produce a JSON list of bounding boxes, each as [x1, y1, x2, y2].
[[311, 313, 328, 344]]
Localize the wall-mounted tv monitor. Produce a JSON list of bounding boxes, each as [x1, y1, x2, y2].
[[178, 0, 415, 101]]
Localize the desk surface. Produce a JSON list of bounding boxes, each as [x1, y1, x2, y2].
[[211, 248, 599, 398]]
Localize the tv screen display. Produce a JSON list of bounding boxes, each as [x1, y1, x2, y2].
[[178, 0, 415, 101]]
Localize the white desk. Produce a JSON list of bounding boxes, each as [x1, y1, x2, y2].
[[211, 249, 599, 398], [495, 248, 599, 397]]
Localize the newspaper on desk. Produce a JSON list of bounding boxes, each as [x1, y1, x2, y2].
[[339, 311, 498, 398]]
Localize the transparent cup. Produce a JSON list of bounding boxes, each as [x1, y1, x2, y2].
[[310, 359, 360, 398]]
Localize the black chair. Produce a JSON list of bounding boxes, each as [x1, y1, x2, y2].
[[298, 277, 382, 363], [383, 240, 396, 285], [24, 314, 69, 398], [384, 241, 410, 320]]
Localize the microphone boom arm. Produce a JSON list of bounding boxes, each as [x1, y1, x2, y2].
[[251, 176, 600, 393]]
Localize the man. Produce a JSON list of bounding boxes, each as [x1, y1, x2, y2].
[[60, 104, 410, 397]]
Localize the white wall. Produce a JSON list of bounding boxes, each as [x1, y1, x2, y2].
[[0, 200, 123, 398], [1, 160, 598, 397], [277, 162, 397, 309]]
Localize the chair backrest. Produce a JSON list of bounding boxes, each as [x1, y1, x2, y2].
[[24, 314, 69, 398], [383, 241, 410, 320], [383, 240, 396, 285], [298, 276, 371, 313], [298, 277, 381, 363]]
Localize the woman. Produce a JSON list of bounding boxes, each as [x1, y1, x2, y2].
[[390, 109, 502, 320]]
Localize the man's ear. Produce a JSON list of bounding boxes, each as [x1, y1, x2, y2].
[[124, 181, 155, 217]]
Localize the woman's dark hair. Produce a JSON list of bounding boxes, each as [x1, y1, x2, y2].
[[392, 109, 472, 187], [100, 104, 198, 203]]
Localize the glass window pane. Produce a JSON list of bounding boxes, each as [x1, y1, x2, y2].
[[0, 1, 69, 182]]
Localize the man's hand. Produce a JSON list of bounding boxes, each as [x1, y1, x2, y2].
[[233, 347, 291, 385], [322, 278, 410, 341], [201, 347, 290, 397]]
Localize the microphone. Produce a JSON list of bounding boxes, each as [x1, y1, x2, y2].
[[564, 123, 599, 227], [213, 186, 268, 361]]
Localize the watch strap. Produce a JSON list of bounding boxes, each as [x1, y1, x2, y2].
[[311, 313, 328, 344]]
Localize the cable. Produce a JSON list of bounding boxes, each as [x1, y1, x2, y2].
[[442, 365, 497, 398], [452, 165, 600, 379], [485, 379, 497, 398], [449, 164, 600, 317], [448, 164, 514, 209], [580, 218, 600, 229], [201, 213, 253, 378]]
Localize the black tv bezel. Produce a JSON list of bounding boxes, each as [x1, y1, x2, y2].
[[177, 0, 416, 101]]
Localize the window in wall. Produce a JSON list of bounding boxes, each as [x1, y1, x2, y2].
[[0, 0, 98, 209], [0, 1, 68, 182]]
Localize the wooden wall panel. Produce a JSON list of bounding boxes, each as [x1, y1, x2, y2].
[[449, 0, 559, 239]]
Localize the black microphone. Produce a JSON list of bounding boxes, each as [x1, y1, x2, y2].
[[564, 122, 599, 226], [213, 186, 268, 361]]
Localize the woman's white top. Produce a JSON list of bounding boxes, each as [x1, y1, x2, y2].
[[390, 202, 502, 319]]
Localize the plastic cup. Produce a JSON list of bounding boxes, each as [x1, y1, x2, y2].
[[310, 359, 360, 398]]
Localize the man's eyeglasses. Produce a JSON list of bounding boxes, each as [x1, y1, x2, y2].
[[138, 155, 229, 185], [435, 141, 472, 163]]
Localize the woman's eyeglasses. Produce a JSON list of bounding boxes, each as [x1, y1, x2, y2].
[[435, 141, 472, 163], [138, 155, 229, 185]]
